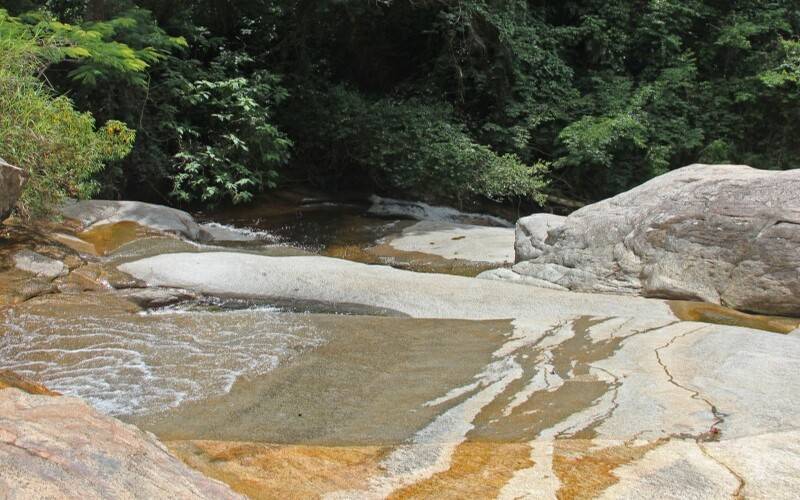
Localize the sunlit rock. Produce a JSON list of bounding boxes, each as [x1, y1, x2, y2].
[[0, 389, 242, 498], [508, 164, 800, 316], [12, 249, 66, 279]]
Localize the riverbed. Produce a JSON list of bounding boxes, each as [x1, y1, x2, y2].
[[2, 195, 800, 498]]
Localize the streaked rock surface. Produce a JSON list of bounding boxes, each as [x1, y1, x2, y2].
[[0, 388, 242, 499], [507, 164, 800, 316], [112, 251, 800, 498]]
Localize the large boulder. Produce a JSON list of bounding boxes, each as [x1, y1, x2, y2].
[[0, 158, 27, 221], [0, 388, 242, 498], [510, 164, 800, 316]]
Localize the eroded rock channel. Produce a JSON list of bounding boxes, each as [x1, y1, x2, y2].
[[2, 185, 800, 498]]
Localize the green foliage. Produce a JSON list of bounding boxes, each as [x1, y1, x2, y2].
[[171, 53, 291, 205], [761, 39, 800, 87], [2, 8, 184, 87], [5, 0, 799, 210], [0, 18, 134, 216], [292, 85, 548, 204]]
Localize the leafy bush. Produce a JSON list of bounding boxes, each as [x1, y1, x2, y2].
[[290, 86, 549, 204], [0, 11, 135, 217], [171, 52, 292, 205]]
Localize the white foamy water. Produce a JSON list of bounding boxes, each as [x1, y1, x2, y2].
[[368, 195, 513, 227], [200, 222, 281, 243], [0, 307, 322, 416]]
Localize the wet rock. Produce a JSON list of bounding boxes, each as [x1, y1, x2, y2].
[[368, 195, 512, 227], [0, 389, 242, 498], [514, 213, 565, 262], [116, 287, 199, 309], [0, 371, 59, 396], [507, 164, 800, 316], [13, 278, 57, 302], [12, 249, 66, 279], [199, 222, 276, 242], [61, 199, 210, 241], [66, 262, 145, 291], [0, 158, 26, 221], [167, 441, 387, 499]]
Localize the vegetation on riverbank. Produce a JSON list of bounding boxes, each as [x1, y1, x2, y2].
[[1, 1, 799, 215]]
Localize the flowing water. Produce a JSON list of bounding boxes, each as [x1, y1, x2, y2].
[[0, 294, 323, 416]]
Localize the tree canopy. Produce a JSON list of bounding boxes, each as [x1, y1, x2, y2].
[[2, 0, 799, 214]]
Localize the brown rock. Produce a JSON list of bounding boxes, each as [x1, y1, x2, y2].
[[50, 232, 101, 256], [13, 278, 56, 303], [67, 262, 145, 291], [0, 371, 59, 396], [168, 440, 387, 499], [0, 390, 243, 498]]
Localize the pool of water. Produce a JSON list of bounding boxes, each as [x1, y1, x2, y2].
[[0, 293, 322, 416]]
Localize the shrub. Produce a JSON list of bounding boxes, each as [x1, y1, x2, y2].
[[0, 12, 134, 217], [290, 85, 549, 205]]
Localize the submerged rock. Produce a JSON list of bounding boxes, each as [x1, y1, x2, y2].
[[116, 287, 199, 308], [0, 389, 242, 498], [199, 222, 277, 243], [0, 158, 26, 221], [509, 164, 800, 316]]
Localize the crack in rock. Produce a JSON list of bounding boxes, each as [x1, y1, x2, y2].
[[653, 327, 747, 498]]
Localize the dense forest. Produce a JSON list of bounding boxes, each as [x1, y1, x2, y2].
[[1, 0, 799, 216]]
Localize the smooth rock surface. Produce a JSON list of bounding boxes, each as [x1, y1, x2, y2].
[[7, 249, 799, 498], [509, 164, 800, 316], [0, 158, 26, 221], [61, 200, 209, 241], [477, 267, 568, 290], [387, 220, 515, 264], [0, 389, 242, 499], [119, 252, 677, 321], [12, 250, 66, 279]]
